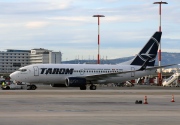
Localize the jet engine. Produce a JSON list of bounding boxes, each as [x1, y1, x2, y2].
[[50, 84, 67, 87], [65, 77, 86, 87]]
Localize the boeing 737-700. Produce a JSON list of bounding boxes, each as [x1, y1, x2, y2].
[[10, 31, 174, 90]]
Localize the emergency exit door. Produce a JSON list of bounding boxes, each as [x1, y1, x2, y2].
[[33, 66, 39, 76]]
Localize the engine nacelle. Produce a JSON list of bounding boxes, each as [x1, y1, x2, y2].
[[50, 84, 67, 87], [65, 77, 86, 87]]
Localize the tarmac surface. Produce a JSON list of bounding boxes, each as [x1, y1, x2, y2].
[[0, 85, 180, 125]]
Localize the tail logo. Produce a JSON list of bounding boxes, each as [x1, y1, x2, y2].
[[138, 36, 159, 63]]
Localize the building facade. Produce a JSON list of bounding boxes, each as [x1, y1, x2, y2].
[[30, 48, 62, 64], [0, 48, 62, 74], [0, 49, 30, 73]]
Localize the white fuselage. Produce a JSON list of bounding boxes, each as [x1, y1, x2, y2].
[[10, 64, 156, 85]]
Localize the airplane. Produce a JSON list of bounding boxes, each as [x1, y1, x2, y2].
[[9, 31, 174, 90]]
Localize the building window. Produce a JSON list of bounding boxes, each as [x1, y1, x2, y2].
[[13, 63, 21, 67]]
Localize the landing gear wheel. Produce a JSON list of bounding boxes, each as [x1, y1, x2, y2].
[[31, 85, 37, 90], [90, 85, 96, 90], [27, 85, 37, 90], [2, 86, 10, 90], [80, 85, 86, 90], [6, 86, 10, 90]]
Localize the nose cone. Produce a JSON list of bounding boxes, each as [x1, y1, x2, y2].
[[10, 72, 18, 81]]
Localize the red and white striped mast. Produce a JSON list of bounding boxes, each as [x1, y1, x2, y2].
[[93, 15, 105, 64], [153, 1, 168, 86]]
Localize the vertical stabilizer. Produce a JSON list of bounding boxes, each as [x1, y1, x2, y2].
[[130, 32, 162, 66]]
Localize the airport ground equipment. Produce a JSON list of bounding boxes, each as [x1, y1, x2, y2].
[[1, 83, 23, 90], [171, 95, 175, 102], [144, 96, 148, 104], [162, 72, 180, 87], [135, 100, 142, 104]]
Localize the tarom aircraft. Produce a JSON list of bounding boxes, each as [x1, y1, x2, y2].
[[10, 31, 173, 90]]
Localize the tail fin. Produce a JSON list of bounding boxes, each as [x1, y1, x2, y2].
[[130, 32, 162, 66]]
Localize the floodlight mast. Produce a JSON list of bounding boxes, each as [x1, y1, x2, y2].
[[93, 15, 105, 64], [153, 1, 168, 86]]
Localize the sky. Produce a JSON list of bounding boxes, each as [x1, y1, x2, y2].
[[0, 0, 179, 61]]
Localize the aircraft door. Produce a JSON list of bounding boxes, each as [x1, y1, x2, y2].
[[131, 67, 135, 77], [33, 66, 39, 76]]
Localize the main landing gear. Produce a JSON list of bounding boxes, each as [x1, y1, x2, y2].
[[27, 84, 37, 90], [79, 84, 97, 90], [90, 85, 96, 90]]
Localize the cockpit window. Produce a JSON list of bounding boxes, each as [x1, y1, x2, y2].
[[18, 69, 27, 72]]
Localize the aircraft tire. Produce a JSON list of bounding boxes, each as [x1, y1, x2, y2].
[[27, 85, 37, 90], [3, 86, 10, 90], [90, 85, 96, 90], [31, 85, 37, 90], [27, 86, 31, 90]]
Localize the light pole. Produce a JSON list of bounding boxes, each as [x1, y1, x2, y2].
[[93, 15, 105, 64], [153, 1, 168, 86]]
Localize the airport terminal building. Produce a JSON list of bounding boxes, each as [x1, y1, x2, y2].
[[30, 48, 62, 64], [0, 48, 62, 74]]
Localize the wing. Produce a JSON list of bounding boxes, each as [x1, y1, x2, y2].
[[81, 69, 138, 80], [145, 64, 176, 70], [77, 64, 177, 81]]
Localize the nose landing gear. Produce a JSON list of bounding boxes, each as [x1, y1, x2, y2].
[[27, 84, 37, 90]]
